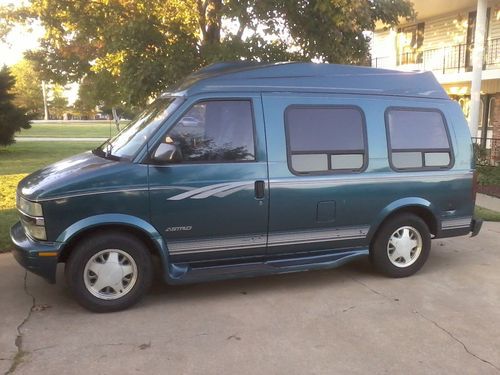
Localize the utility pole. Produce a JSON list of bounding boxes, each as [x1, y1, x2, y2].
[[41, 80, 49, 120]]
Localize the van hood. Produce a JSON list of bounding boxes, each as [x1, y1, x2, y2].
[[18, 151, 147, 201]]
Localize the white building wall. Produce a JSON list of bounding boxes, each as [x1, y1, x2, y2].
[[371, 29, 397, 68], [371, 4, 500, 74], [421, 12, 468, 50]]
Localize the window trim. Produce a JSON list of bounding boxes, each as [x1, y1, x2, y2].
[[149, 98, 259, 165], [384, 106, 455, 172], [284, 104, 369, 176]]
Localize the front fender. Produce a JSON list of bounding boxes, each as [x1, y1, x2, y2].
[[57, 214, 171, 279], [366, 197, 439, 241]]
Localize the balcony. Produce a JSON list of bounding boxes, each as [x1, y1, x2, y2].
[[371, 37, 500, 76]]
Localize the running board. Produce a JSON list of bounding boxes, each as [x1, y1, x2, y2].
[[166, 248, 369, 284]]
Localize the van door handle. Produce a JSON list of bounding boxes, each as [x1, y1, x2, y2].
[[254, 180, 265, 199]]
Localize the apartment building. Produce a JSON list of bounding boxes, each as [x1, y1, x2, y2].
[[371, 0, 500, 149]]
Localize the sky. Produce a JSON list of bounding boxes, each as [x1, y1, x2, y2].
[[0, 0, 40, 66], [0, 0, 79, 104]]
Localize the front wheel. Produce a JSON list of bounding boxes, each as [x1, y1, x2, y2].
[[371, 213, 431, 278], [65, 232, 153, 312]]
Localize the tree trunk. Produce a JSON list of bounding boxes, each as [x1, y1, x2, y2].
[[111, 106, 120, 131], [204, 0, 222, 47], [41, 80, 49, 120]]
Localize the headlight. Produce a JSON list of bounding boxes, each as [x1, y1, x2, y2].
[[16, 194, 46, 241], [17, 195, 43, 217], [23, 223, 47, 241]]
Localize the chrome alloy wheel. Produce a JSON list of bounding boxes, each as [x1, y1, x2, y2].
[[387, 226, 423, 268], [83, 249, 138, 300]]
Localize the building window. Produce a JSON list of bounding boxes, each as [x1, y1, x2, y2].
[[386, 108, 453, 170], [465, 9, 491, 70], [487, 97, 495, 132], [397, 23, 425, 65], [285, 106, 367, 174], [166, 100, 256, 162]]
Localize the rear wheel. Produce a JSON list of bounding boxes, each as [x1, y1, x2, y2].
[[65, 232, 153, 312], [371, 213, 431, 278]]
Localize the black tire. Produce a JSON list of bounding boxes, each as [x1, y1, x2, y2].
[[370, 213, 431, 278], [65, 231, 153, 313]]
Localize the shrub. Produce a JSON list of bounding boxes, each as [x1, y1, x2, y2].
[[0, 66, 32, 146]]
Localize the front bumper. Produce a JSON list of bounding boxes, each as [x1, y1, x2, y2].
[[10, 222, 63, 283]]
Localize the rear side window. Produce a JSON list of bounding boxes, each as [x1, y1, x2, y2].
[[386, 108, 453, 170], [285, 106, 367, 174]]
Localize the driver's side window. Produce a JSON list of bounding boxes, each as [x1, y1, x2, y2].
[[164, 100, 255, 162]]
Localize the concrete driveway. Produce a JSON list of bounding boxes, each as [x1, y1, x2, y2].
[[1, 223, 500, 375]]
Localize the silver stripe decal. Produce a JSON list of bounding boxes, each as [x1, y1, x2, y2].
[[443, 225, 470, 230], [169, 226, 369, 254], [167, 181, 253, 201], [442, 217, 472, 229], [32, 187, 148, 202], [167, 182, 232, 201], [191, 181, 252, 199], [150, 186, 194, 192], [269, 172, 472, 187], [268, 226, 369, 247], [35, 171, 471, 202], [168, 233, 266, 254], [213, 185, 251, 198]]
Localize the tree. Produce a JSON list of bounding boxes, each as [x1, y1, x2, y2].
[[48, 84, 68, 119], [77, 72, 123, 129], [0, 66, 31, 146], [2, 0, 414, 107], [10, 59, 44, 118]]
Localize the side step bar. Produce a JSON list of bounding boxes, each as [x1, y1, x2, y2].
[[166, 248, 369, 284]]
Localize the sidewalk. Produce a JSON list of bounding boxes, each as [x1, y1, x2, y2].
[[476, 193, 500, 212], [15, 137, 107, 142]]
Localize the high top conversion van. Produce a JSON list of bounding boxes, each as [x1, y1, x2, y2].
[[11, 62, 482, 312]]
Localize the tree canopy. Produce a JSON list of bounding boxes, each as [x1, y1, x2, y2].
[[1, 0, 414, 107], [10, 59, 44, 117], [0, 66, 32, 146]]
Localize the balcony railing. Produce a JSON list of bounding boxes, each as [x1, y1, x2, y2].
[[472, 137, 500, 166], [372, 37, 500, 74]]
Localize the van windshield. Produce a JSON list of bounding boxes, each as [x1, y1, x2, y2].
[[93, 96, 184, 161]]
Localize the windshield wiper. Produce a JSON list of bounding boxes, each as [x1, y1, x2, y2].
[[92, 140, 122, 161]]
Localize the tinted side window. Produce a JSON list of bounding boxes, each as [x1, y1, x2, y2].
[[386, 109, 452, 170], [166, 100, 255, 162], [285, 106, 367, 174]]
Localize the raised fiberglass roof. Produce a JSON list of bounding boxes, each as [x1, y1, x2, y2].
[[168, 62, 449, 100]]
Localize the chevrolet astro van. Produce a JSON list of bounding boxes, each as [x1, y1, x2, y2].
[[11, 62, 482, 312]]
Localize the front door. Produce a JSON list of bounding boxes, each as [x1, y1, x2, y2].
[[148, 95, 269, 263]]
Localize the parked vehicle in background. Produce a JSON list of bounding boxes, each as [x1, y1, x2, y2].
[[11, 62, 482, 312]]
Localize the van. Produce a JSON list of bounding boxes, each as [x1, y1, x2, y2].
[[11, 62, 482, 312]]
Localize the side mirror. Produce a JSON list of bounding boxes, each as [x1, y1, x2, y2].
[[152, 143, 181, 163]]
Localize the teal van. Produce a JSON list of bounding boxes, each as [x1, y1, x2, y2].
[[11, 63, 482, 312]]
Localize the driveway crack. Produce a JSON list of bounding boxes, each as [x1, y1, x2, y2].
[[350, 276, 499, 372], [348, 275, 397, 302], [5, 271, 36, 375], [414, 310, 500, 372]]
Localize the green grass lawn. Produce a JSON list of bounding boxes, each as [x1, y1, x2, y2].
[[475, 206, 500, 222], [0, 141, 102, 252], [0, 209, 18, 253], [0, 141, 101, 175], [16, 122, 123, 138]]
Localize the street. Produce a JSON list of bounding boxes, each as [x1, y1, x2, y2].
[[1, 223, 499, 374]]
